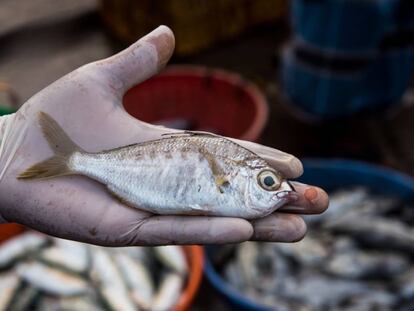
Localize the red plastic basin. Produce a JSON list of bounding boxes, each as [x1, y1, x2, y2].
[[123, 65, 268, 142]]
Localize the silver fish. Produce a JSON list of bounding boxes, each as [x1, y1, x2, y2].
[[222, 187, 414, 311], [282, 272, 370, 309], [324, 214, 414, 252], [18, 112, 294, 219], [89, 248, 136, 311], [340, 290, 397, 311], [17, 261, 90, 296], [152, 273, 184, 311], [38, 244, 89, 275], [35, 296, 60, 311], [154, 246, 188, 275], [57, 295, 106, 311], [277, 234, 329, 267], [325, 250, 409, 279], [114, 252, 154, 310], [0, 232, 48, 269]]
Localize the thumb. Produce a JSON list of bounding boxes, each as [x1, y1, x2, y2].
[[95, 25, 175, 94]]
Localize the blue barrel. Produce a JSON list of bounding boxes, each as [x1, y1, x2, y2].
[[281, 0, 414, 119], [204, 159, 414, 310], [291, 0, 392, 53], [281, 46, 368, 118]]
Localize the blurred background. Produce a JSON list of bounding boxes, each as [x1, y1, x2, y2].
[[0, 0, 414, 310]]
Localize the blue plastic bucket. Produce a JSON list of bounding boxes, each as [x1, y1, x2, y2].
[[281, 46, 414, 118], [204, 159, 414, 310], [282, 0, 414, 119], [291, 0, 392, 53]]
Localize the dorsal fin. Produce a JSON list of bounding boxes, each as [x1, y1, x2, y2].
[[161, 130, 220, 138]]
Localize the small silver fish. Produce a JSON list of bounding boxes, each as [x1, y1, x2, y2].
[[18, 112, 294, 219], [114, 253, 154, 310], [39, 245, 88, 275], [89, 248, 136, 311], [17, 261, 90, 296], [154, 246, 188, 275], [152, 272, 184, 311], [0, 232, 48, 269]]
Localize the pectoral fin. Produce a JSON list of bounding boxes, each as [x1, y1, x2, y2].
[[188, 204, 213, 215], [197, 147, 230, 193], [215, 176, 230, 193]]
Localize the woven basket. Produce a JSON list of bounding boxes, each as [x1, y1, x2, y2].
[[99, 0, 288, 55]]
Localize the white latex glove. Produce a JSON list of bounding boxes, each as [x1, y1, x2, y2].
[[0, 26, 328, 246]]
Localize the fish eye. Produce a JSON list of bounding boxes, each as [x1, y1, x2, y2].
[[257, 170, 281, 191]]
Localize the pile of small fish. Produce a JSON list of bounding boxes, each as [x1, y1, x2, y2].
[[219, 188, 414, 311], [0, 233, 188, 311]]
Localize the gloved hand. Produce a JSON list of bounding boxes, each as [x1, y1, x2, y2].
[[0, 26, 328, 246]]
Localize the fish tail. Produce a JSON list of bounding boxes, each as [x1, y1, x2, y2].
[[17, 112, 83, 180]]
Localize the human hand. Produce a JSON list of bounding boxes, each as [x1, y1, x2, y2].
[[0, 26, 328, 246]]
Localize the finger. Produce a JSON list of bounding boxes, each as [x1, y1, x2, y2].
[[251, 213, 307, 242], [231, 139, 303, 178], [122, 216, 254, 246], [279, 182, 329, 214], [94, 25, 175, 94]]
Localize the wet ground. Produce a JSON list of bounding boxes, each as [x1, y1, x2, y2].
[[1, 1, 413, 310]]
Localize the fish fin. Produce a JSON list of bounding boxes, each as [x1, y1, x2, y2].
[[197, 146, 230, 193], [183, 130, 220, 137], [37, 111, 84, 155], [17, 112, 82, 180], [188, 204, 213, 215], [215, 176, 230, 193], [17, 155, 72, 179], [161, 130, 220, 138]]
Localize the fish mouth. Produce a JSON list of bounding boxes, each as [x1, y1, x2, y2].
[[279, 179, 296, 193], [287, 180, 296, 192], [273, 180, 297, 203]]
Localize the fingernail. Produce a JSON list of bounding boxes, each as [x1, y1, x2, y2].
[[304, 187, 318, 204]]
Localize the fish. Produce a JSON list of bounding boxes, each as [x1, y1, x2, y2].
[[152, 273, 184, 311], [0, 232, 48, 269], [324, 214, 414, 252], [17, 112, 294, 219], [282, 272, 371, 309], [222, 188, 414, 311], [38, 238, 90, 274], [153, 246, 188, 275], [34, 296, 61, 311], [0, 232, 189, 310], [325, 249, 409, 279], [114, 252, 154, 310], [57, 295, 106, 311], [89, 248, 136, 311], [17, 261, 90, 296], [338, 290, 397, 311], [277, 234, 329, 267]]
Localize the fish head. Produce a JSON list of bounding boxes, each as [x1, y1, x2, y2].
[[242, 165, 296, 218]]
